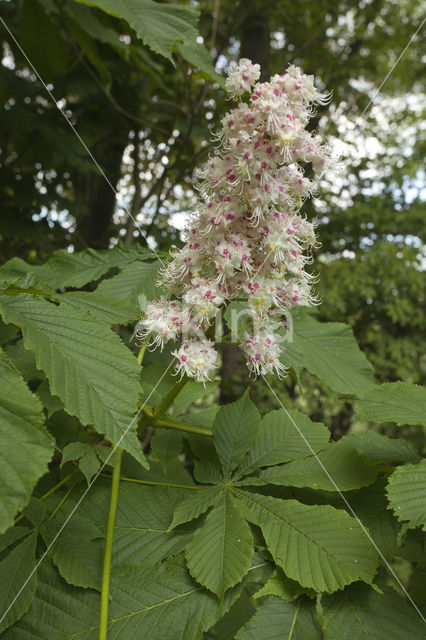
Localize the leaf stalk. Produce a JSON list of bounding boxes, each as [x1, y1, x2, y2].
[[99, 447, 123, 640]]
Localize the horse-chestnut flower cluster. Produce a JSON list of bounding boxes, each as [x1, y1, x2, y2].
[[136, 59, 332, 383]]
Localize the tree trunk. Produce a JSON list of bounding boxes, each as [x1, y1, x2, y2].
[[74, 132, 129, 249]]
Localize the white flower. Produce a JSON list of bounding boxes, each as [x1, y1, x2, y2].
[[136, 299, 187, 350], [136, 59, 333, 381], [173, 339, 219, 384], [242, 332, 287, 378], [225, 58, 261, 97]]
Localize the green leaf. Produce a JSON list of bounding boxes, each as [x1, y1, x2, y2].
[[342, 480, 400, 560], [108, 560, 240, 639], [19, 0, 69, 76], [59, 291, 140, 325], [175, 41, 225, 85], [0, 527, 31, 554], [63, 14, 111, 86], [60, 0, 128, 53], [43, 479, 193, 573], [3, 559, 239, 639], [0, 532, 38, 633], [41, 506, 104, 592], [140, 362, 176, 406], [101, 482, 193, 567], [96, 259, 163, 306], [235, 596, 322, 640], [209, 590, 256, 640], [239, 443, 378, 492], [292, 314, 374, 395], [341, 430, 419, 463], [237, 408, 330, 478], [409, 563, 426, 614], [386, 459, 426, 530], [75, 0, 202, 64], [234, 490, 378, 593], [0, 349, 53, 533], [0, 245, 153, 289], [150, 429, 182, 468], [35, 379, 63, 417], [0, 294, 146, 468], [3, 341, 39, 381], [172, 379, 219, 416], [61, 442, 101, 485], [353, 382, 426, 426], [182, 406, 219, 428], [0, 319, 17, 346], [2, 561, 100, 639], [52, 537, 103, 591], [213, 391, 261, 479], [22, 498, 46, 528], [319, 582, 425, 640], [254, 568, 314, 603], [186, 492, 254, 598], [170, 486, 222, 529]]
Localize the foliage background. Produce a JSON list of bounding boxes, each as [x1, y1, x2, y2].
[[0, 0, 425, 637]]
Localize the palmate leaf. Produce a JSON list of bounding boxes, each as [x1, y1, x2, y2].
[[0, 349, 53, 533], [213, 391, 261, 480], [0, 245, 154, 289], [235, 596, 322, 640], [3, 560, 236, 640], [186, 492, 254, 598], [0, 294, 147, 467], [236, 408, 330, 478], [291, 314, 374, 395], [238, 443, 378, 492], [319, 582, 425, 640], [386, 459, 426, 530], [353, 381, 426, 426], [0, 532, 37, 633], [234, 490, 378, 593]]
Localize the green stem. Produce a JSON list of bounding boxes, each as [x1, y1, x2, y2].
[[14, 470, 78, 525], [48, 479, 80, 521], [154, 374, 188, 419], [100, 473, 208, 490], [137, 341, 147, 366], [99, 448, 123, 640], [141, 404, 154, 418], [39, 470, 78, 500], [155, 416, 213, 437]]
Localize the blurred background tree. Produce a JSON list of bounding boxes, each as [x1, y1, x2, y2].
[[0, 0, 424, 440]]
